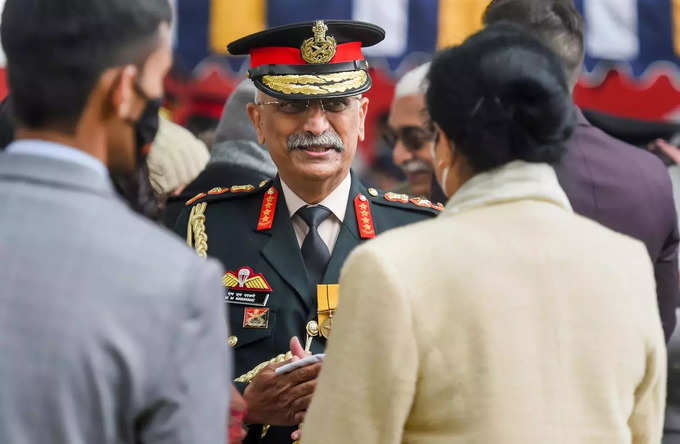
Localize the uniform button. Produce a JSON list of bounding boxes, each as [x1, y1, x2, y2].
[[227, 336, 238, 347], [368, 188, 378, 197]]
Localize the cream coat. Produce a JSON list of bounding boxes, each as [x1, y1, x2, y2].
[[301, 161, 666, 444]]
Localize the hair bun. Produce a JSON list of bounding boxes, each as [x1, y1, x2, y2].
[[426, 23, 576, 172]]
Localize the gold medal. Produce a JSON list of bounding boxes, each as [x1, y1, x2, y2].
[[317, 284, 339, 339], [320, 316, 333, 338]]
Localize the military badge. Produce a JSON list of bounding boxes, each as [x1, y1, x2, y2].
[[185, 192, 206, 206], [223, 266, 272, 306], [231, 184, 256, 193], [384, 192, 409, 203], [410, 197, 433, 208], [243, 307, 270, 329], [208, 187, 230, 195], [301, 20, 337, 64]]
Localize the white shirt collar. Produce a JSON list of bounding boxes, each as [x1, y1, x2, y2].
[[6, 139, 108, 178], [280, 172, 352, 223]]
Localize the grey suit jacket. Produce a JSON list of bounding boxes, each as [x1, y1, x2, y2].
[[0, 150, 230, 444]]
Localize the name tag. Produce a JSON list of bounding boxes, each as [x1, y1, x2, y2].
[[225, 289, 270, 306]]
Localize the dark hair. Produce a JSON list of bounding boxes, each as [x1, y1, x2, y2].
[[111, 163, 164, 222], [483, 0, 584, 88], [426, 23, 575, 172], [1, 0, 173, 132], [0, 96, 15, 150]]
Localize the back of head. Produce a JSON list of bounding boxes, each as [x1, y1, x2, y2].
[[1, 0, 172, 132], [483, 0, 584, 89], [426, 23, 575, 172]]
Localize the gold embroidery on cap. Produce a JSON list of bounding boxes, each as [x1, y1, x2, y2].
[[261, 71, 368, 96]]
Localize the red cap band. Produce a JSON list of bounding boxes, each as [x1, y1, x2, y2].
[[250, 42, 364, 68]]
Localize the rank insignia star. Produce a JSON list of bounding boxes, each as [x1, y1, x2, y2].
[[354, 194, 375, 239], [257, 187, 279, 231]]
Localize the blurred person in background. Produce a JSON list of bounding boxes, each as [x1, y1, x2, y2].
[[147, 114, 210, 198], [163, 79, 277, 227], [385, 62, 446, 203], [301, 24, 666, 444], [484, 0, 679, 343], [0, 1, 231, 443], [647, 136, 680, 444], [209, 78, 277, 185], [146, 114, 210, 223]]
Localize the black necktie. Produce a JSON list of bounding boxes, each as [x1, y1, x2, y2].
[[297, 205, 332, 287]]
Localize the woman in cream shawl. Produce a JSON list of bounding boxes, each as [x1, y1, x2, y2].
[[300, 24, 666, 444]]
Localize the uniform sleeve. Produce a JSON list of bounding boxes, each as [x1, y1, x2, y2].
[[630, 244, 668, 444], [300, 245, 418, 444], [139, 259, 231, 444]]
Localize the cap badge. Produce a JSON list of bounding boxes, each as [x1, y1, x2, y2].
[[301, 20, 337, 64]]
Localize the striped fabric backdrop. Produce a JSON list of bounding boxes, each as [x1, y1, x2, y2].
[[0, 1, 677, 85], [174, 0, 680, 82]]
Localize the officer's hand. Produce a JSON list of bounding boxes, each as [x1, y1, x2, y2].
[[243, 359, 321, 426], [290, 336, 308, 359]]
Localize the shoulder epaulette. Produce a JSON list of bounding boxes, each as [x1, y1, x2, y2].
[[367, 188, 444, 215], [184, 179, 273, 207]]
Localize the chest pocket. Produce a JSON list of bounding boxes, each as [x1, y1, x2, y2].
[[227, 304, 277, 349]]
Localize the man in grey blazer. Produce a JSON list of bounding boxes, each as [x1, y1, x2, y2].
[[0, 1, 230, 443]]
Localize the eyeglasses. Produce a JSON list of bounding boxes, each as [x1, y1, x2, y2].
[[256, 97, 360, 115], [382, 126, 437, 152]]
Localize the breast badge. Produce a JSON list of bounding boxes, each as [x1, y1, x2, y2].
[[223, 266, 272, 306], [243, 307, 270, 329]]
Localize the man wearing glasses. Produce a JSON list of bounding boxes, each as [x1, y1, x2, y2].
[[385, 62, 447, 202], [174, 20, 440, 444]]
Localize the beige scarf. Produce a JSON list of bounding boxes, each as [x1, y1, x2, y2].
[[444, 160, 572, 216]]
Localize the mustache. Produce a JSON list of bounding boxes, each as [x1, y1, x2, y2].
[[400, 159, 433, 174], [287, 131, 344, 152]]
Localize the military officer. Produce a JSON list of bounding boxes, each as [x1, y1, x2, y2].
[[174, 20, 442, 443]]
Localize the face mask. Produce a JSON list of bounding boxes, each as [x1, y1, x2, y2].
[[113, 82, 163, 220], [132, 91, 163, 161]]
